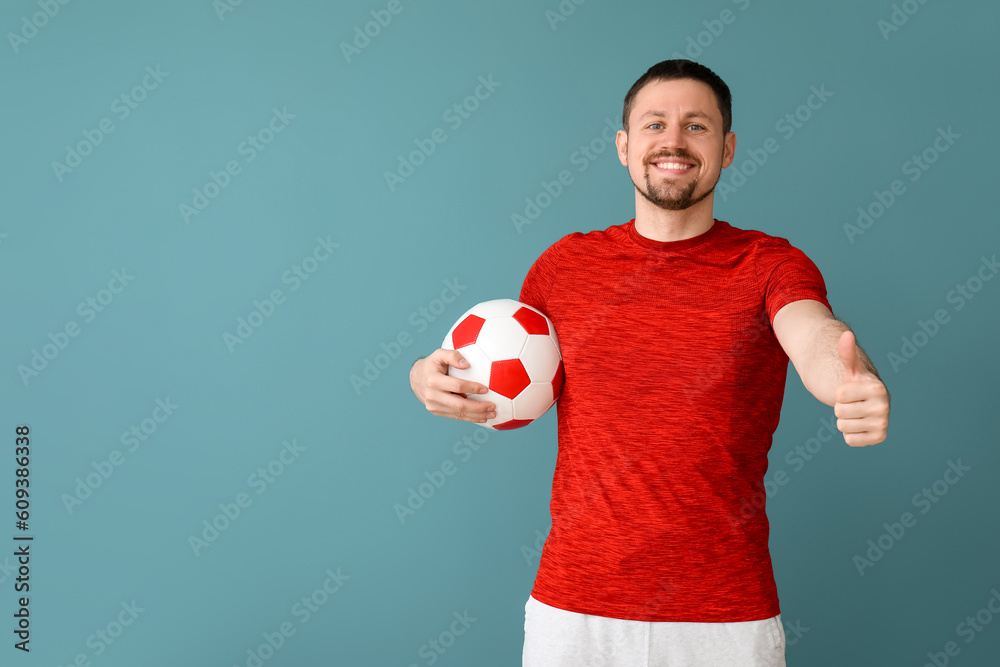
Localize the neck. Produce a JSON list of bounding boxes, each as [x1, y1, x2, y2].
[[633, 192, 716, 242]]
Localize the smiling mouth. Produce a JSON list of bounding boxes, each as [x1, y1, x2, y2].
[[649, 160, 695, 174]]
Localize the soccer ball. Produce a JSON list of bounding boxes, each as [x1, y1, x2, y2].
[[442, 299, 564, 430]]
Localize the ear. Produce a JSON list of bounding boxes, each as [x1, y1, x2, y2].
[[616, 129, 629, 167], [721, 131, 737, 168]]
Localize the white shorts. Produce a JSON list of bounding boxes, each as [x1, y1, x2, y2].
[[522, 595, 786, 667]]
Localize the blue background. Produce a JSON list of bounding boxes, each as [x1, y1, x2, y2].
[[1, 0, 998, 665]]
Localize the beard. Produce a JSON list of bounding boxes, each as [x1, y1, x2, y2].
[[631, 150, 718, 211]]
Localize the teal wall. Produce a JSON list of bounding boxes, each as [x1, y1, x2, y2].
[[2, 0, 998, 665]]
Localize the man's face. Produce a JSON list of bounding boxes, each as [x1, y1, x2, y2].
[[616, 78, 736, 211]]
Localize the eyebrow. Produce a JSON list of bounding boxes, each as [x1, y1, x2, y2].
[[638, 110, 713, 122]]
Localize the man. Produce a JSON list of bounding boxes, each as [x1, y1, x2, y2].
[[409, 60, 890, 666]]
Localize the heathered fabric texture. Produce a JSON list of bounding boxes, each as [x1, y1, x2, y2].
[[518, 219, 830, 622]]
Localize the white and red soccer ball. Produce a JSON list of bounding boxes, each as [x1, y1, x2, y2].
[[442, 299, 564, 430]]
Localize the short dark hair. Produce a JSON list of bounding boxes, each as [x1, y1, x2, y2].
[[622, 59, 732, 136]]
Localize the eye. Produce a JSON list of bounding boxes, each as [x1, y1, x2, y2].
[[687, 123, 705, 131], [648, 122, 663, 130]]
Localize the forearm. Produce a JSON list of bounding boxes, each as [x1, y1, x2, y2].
[[800, 319, 883, 406]]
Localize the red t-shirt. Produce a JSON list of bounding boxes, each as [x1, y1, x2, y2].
[[518, 218, 831, 622]]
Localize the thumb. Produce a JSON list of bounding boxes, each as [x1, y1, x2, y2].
[[838, 330, 862, 382]]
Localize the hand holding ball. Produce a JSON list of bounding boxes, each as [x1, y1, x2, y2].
[[442, 299, 564, 430]]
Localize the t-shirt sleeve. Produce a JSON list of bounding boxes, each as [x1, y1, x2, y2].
[[518, 236, 567, 313], [754, 236, 832, 325]]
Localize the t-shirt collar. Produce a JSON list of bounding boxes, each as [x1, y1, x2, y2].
[[627, 218, 725, 252]]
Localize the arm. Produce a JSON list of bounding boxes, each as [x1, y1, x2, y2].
[[772, 299, 890, 447]]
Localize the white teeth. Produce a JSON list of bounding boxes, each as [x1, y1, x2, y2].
[[654, 162, 691, 170]]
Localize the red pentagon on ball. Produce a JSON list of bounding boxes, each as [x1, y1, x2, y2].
[[512, 306, 550, 335], [451, 314, 485, 349], [490, 359, 531, 399], [493, 419, 535, 431]]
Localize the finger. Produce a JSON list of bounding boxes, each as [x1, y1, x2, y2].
[[837, 416, 880, 434], [837, 414, 888, 441], [835, 379, 885, 405], [433, 394, 497, 423], [428, 386, 495, 411], [834, 401, 869, 419], [837, 330, 862, 381], [430, 373, 490, 397], [424, 382, 496, 412], [424, 401, 489, 423], [843, 429, 887, 447], [433, 347, 472, 371]]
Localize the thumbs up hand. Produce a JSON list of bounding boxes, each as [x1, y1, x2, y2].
[[834, 330, 890, 447]]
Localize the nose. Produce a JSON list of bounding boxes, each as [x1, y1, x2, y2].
[[658, 122, 689, 151]]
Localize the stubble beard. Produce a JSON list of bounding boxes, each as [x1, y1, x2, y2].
[[631, 150, 719, 211]]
